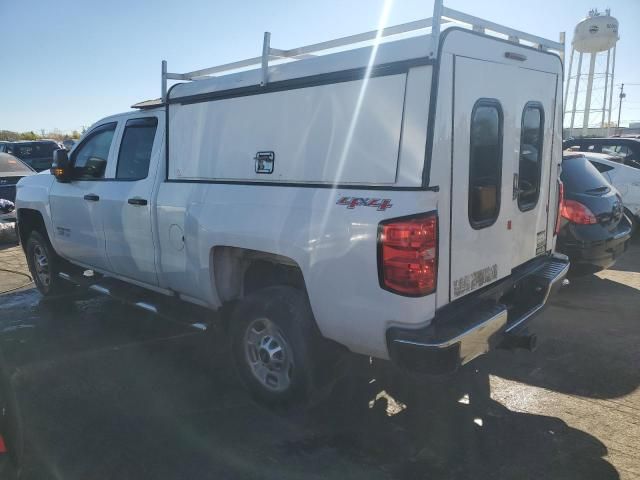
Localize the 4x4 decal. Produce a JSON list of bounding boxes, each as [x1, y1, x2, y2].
[[336, 197, 392, 211]]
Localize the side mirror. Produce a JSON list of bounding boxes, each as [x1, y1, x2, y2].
[[51, 149, 71, 182], [84, 157, 107, 178]]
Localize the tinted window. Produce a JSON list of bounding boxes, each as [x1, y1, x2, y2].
[[72, 124, 116, 180], [590, 161, 614, 173], [8, 142, 57, 159], [561, 157, 610, 193], [469, 100, 503, 227], [0, 155, 32, 173], [518, 104, 544, 210], [116, 118, 158, 180]]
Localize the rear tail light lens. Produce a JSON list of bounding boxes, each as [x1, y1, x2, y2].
[[561, 199, 598, 225], [378, 212, 437, 296], [554, 180, 564, 235]]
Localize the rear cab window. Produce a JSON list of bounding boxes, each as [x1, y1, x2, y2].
[[115, 117, 158, 180], [469, 99, 503, 228]]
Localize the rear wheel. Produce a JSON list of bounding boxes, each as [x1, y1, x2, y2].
[[25, 230, 67, 296], [230, 286, 322, 406]]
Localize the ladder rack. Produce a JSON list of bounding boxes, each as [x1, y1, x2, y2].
[[159, 0, 565, 103]]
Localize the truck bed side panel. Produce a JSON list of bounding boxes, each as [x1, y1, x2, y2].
[[155, 183, 438, 359]]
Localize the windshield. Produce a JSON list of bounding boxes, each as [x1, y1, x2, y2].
[[0, 154, 32, 173]]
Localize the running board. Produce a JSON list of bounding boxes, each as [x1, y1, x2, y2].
[[57, 271, 213, 332]]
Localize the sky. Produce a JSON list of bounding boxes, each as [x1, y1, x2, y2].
[[1, 0, 639, 133]]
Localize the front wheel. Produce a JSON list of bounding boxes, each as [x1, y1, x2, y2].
[[230, 286, 323, 406], [25, 230, 67, 296]]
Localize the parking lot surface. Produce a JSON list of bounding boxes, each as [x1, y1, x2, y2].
[[0, 229, 638, 479]]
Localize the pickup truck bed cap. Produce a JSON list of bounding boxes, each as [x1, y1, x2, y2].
[[160, 2, 564, 105]]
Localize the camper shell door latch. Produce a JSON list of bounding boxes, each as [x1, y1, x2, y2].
[[255, 151, 275, 174]]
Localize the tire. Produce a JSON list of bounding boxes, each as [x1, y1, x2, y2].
[[230, 286, 323, 406], [25, 230, 67, 296]]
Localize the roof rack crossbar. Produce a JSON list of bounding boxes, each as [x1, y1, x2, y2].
[[441, 6, 564, 51], [159, 0, 564, 103]]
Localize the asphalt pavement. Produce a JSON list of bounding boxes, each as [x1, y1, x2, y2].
[[0, 226, 638, 479]]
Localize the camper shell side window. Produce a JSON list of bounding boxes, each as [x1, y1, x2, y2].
[[468, 99, 503, 229], [518, 102, 544, 211]]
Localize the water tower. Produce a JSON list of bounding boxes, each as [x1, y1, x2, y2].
[[564, 9, 619, 137]]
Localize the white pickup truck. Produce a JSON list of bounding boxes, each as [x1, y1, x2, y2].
[[15, 4, 569, 404]]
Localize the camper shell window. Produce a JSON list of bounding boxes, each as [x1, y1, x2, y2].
[[518, 102, 544, 211], [468, 99, 503, 229]]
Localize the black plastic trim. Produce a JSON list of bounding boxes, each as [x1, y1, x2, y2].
[[163, 178, 437, 191]]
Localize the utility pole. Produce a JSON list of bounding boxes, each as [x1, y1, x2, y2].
[[617, 83, 626, 132]]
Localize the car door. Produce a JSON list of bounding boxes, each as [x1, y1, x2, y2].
[[450, 56, 557, 301], [100, 115, 161, 286], [49, 122, 119, 271]]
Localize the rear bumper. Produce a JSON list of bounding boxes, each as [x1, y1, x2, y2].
[[558, 216, 632, 269], [387, 253, 569, 375]]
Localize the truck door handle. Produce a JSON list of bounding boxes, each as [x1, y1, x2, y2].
[[128, 197, 148, 206], [84, 194, 100, 201], [513, 173, 521, 200]]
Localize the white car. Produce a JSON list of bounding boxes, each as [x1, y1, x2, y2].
[[15, 3, 568, 405], [579, 152, 640, 227]]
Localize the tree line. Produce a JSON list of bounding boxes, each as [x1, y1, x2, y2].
[[0, 129, 82, 142]]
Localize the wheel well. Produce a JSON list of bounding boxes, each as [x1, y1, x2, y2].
[[211, 247, 306, 303], [16, 209, 47, 249]]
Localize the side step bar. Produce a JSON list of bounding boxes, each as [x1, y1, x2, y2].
[[57, 271, 214, 332]]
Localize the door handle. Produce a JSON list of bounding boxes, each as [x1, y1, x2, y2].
[[84, 194, 100, 201], [512, 173, 521, 200], [128, 197, 148, 206]]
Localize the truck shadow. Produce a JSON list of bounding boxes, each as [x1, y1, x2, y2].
[[482, 267, 640, 400], [287, 358, 619, 480], [0, 290, 620, 479]]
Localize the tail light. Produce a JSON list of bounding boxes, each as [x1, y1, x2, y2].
[[561, 199, 597, 225], [554, 180, 564, 235], [378, 212, 437, 297]]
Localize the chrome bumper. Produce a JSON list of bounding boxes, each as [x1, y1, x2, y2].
[[387, 253, 569, 374]]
